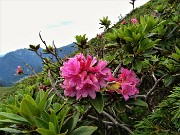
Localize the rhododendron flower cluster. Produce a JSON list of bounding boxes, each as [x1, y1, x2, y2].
[[16, 66, 23, 75], [60, 53, 111, 100], [117, 68, 140, 101], [131, 18, 138, 24], [60, 53, 140, 101]]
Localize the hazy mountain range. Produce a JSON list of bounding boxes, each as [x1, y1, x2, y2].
[[0, 43, 77, 86]]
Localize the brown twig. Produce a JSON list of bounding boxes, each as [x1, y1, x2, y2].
[[145, 74, 167, 101], [23, 62, 38, 77], [102, 111, 134, 135], [78, 106, 92, 122], [39, 32, 62, 66], [52, 40, 63, 65], [172, 73, 180, 77], [48, 70, 65, 100], [87, 115, 114, 126], [112, 63, 121, 76]]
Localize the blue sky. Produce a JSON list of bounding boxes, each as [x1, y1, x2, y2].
[[0, 0, 149, 55]]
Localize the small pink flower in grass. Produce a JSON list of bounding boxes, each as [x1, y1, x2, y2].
[[16, 66, 23, 75], [60, 53, 112, 100], [121, 20, 126, 25], [131, 18, 138, 24]]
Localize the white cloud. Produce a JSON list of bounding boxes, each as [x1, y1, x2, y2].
[[0, 0, 149, 55]]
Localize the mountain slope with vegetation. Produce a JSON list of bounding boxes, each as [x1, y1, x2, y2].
[[0, 43, 76, 86], [0, 0, 179, 134]]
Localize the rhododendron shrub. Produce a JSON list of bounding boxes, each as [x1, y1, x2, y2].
[[60, 53, 112, 100]]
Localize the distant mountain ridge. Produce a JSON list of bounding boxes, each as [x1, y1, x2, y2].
[[0, 43, 77, 86]]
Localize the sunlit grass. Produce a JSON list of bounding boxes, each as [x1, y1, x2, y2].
[[0, 87, 14, 97]]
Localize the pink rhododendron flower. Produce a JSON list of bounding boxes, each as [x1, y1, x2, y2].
[[118, 83, 139, 101], [105, 72, 117, 82], [97, 34, 103, 39], [117, 68, 140, 85], [117, 68, 140, 101], [121, 20, 126, 25], [60, 53, 111, 100], [16, 66, 23, 75], [131, 18, 138, 24]]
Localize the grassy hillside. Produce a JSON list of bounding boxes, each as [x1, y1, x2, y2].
[[0, 87, 14, 97]]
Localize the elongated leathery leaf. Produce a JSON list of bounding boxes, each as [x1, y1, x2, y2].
[[0, 112, 28, 123], [36, 128, 56, 135], [38, 91, 49, 113], [69, 126, 97, 135], [90, 93, 104, 113], [61, 112, 80, 133], [34, 116, 49, 129], [0, 128, 25, 134]]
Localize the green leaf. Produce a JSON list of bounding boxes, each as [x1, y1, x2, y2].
[[90, 93, 104, 113], [45, 94, 55, 111], [58, 132, 68, 135], [66, 97, 76, 104], [6, 105, 20, 113], [36, 44, 40, 50], [69, 126, 97, 135], [132, 32, 141, 42], [34, 116, 49, 129], [49, 122, 56, 132], [124, 37, 134, 42], [62, 112, 80, 133], [138, 38, 150, 52], [0, 119, 23, 124], [123, 56, 134, 65], [175, 46, 180, 54], [133, 60, 143, 73], [114, 101, 126, 113], [50, 111, 59, 134], [163, 76, 175, 87], [0, 128, 25, 134], [38, 91, 49, 113], [123, 44, 133, 54], [59, 106, 70, 131], [36, 128, 56, 135], [129, 99, 148, 107], [142, 50, 158, 57], [41, 110, 50, 123], [0, 112, 28, 123], [36, 90, 45, 105], [24, 95, 40, 116], [20, 98, 34, 125], [29, 45, 36, 50]]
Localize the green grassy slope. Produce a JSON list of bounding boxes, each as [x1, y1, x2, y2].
[[0, 87, 14, 97]]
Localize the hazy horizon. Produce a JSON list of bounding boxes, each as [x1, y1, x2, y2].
[[0, 0, 149, 55]]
